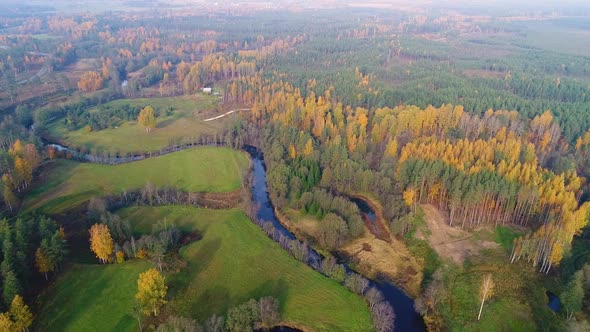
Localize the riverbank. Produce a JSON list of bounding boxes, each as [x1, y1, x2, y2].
[[277, 204, 422, 297]]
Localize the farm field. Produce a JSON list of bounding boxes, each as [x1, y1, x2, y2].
[[24, 146, 249, 214]]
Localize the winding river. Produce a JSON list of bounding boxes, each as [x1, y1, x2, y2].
[[45, 141, 426, 331], [245, 146, 426, 332]]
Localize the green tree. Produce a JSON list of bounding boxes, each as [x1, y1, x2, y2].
[[226, 299, 260, 332], [560, 270, 584, 318]]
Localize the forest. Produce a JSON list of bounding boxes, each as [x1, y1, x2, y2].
[[1, 0, 590, 331]]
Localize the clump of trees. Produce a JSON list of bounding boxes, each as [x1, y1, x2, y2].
[[560, 264, 590, 320], [77, 71, 103, 92], [155, 297, 281, 332], [0, 295, 33, 332], [1, 140, 41, 213], [0, 216, 66, 308]]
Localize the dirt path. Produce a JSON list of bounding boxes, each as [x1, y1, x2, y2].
[[203, 108, 251, 122], [420, 204, 499, 264]]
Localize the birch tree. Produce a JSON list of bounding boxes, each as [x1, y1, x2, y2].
[[478, 274, 495, 321]]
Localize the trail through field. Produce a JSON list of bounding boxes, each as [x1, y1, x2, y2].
[[420, 204, 499, 264], [203, 108, 250, 121]]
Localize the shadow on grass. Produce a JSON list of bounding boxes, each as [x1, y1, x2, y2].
[[157, 118, 176, 128], [167, 237, 222, 298], [250, 278, 290, 313]]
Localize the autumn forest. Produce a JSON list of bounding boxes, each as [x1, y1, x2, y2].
[[1, 0, 590, 331]]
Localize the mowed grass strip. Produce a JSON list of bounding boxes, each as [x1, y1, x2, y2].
[[46, 95, 231, 154], [24, 147, 249, 214], [35, 260, 152, 332], [119, 206, 373, 332]]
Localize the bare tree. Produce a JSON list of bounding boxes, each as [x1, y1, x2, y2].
[[478, 274, 495, 321], [204, 314, 224, 332], [372, 301, 395, 332], [257, 297, 280, 330], [365, 287, 384, 310]]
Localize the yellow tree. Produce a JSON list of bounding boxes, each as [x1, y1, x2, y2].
[[478, 274, 495, 321], [77, 71, 103, 92], [35, 248, 53, 280], [303, 138, 314, 157], [384, 139, 398, 158], [403, 188, 416, 212], [89, 224, 114, 264], [138, 106, 156, 133], [10, 295, 33, 332], [0, 313, 14, 331], [288, 144, 297, 159], [3, 186, 19, 213], [136, 268, 167, 316]]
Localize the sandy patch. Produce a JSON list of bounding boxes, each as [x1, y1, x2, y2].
[[420, 204, 499, 264]]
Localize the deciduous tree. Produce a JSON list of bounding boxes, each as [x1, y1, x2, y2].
[[478, 274, 495, 321], [35, 248, 53, 280], [136, 268, 167, 316], [10, 295, 33, 332], [138, 106, 156, 133], [77, 71, 103, 92], [89, 224, 113, 264]]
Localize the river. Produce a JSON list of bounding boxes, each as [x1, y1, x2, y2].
[[245, 146, 426, 332], [45, 141, 426, 331]]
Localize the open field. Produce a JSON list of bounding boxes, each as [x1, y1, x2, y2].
[[35, 260, 152, 332], [121, 206, 373, 331], [419, 204, 500, 264], [23, 147, 249, 214], [46, 95, 234, 154]]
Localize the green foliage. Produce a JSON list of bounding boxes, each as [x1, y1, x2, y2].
[[494, 226, 522, 252], [226, 299, 260, 332], [560, 270, 585, 318]]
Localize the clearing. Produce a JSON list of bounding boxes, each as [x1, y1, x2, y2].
[[45, 95, 235, 154], [23, 147, 249, 214], [34, 206, 373, 332], [419, 204, 499, 264]]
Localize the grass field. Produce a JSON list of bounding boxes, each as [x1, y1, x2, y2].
[[36, 207, 373, 332], [24, 147, 249, 214], [36, 260, 152, 332], [46, 95, 234, 154]]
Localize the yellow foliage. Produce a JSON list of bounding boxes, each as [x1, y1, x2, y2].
[[10, 295, 33, 332], [116, 251, 125, 264], [89, 224, 114, 264], [135, 268, 167, 316], [138, 106, 156, 133]]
